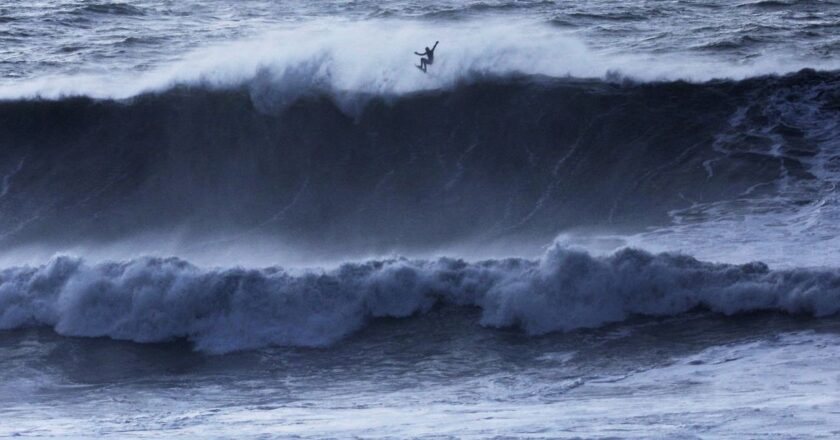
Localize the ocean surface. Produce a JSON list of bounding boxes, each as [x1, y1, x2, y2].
[[2, 0, 840, 438]]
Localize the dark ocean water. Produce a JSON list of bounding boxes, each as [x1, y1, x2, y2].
[[2, 1, 840, 438]]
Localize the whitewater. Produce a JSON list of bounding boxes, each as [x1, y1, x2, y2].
[[3, 0, 840, 438]]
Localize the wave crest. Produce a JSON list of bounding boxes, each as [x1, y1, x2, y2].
[[3, 18, 839, 101]]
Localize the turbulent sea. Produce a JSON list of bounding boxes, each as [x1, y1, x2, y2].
[[2, 0, 840, 438]]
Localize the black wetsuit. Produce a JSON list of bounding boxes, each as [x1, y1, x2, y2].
[[416, 41, 439, 72]]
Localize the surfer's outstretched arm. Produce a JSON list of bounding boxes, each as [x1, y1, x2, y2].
[[432, 41, 439, 51], [414, 51, 425, 56]]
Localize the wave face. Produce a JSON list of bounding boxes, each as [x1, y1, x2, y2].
[[2, 244, 839, 353], [2, 69, 837, 260]]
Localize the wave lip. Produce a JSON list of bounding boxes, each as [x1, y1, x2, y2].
[[2, 245, 839, 353]]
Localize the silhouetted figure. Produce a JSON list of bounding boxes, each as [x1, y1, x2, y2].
[[415, 41, 439, 73]]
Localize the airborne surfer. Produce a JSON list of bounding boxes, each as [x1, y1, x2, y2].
[[414, 41, 439, 73]]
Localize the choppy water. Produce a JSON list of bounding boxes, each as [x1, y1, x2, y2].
[[2, 1, 840, 438], [4, 312, 840, 438]]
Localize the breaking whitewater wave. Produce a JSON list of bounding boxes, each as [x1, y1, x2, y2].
[[2, 243, 839, 354]]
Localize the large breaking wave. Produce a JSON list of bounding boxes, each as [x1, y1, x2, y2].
[[1, 68, 838, 262], [2, 244, 839, 353], [1, 39, 839, 351]]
